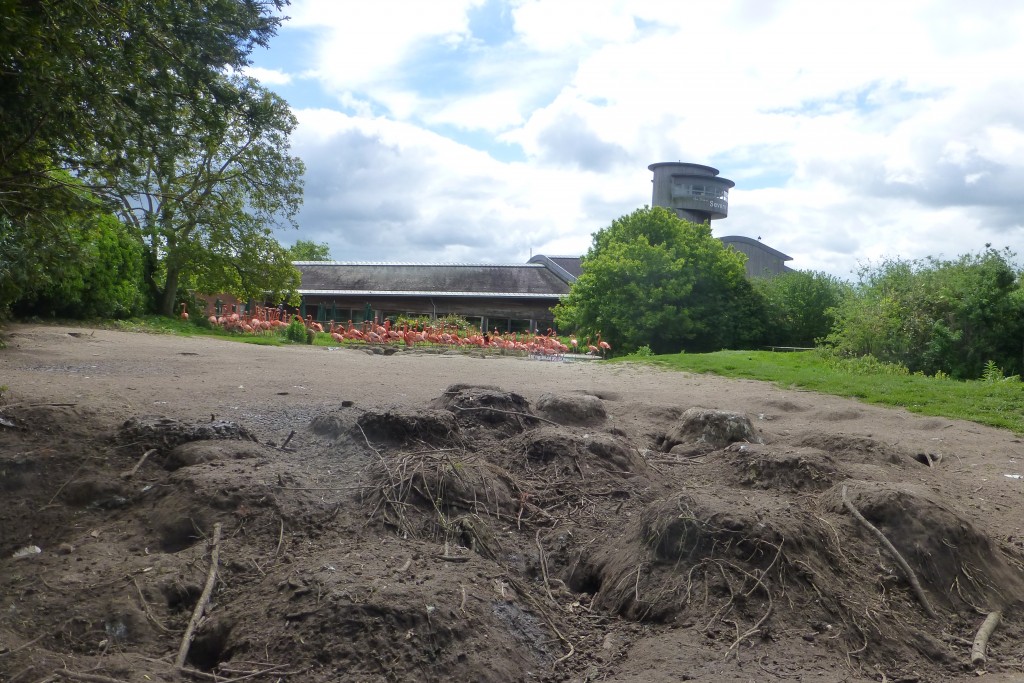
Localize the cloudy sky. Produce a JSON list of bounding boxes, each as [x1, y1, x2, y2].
[[248, 0, 1024, 279]]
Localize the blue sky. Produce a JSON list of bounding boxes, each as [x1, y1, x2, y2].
[[246, 0, 1024, 278]]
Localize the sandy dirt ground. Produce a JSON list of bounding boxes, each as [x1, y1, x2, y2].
[[0, 323, 1022, 683]]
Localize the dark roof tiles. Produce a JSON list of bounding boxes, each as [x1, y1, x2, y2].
[[295, 263, 571, 296]]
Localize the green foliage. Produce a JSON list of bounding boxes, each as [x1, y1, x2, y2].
[[437, 314, 474, 332], [1, 0, 286, 221], [752, 270, 850, 347], [1, 189, 144, 318], [554, 206, 764, 355], [287, 240, 332, 261], [1, 1, 300, 319], [817, 348, 910, 376], [981, 360, 1019, 383], [631, 344, 655, 357], [285, 316, 307, 343], [825, 249, 1024, 379], [629, 349, 1024, 433], [90, 75, 304, 316]]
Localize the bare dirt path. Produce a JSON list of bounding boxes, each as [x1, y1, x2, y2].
[[1, 323, 1022, 682]]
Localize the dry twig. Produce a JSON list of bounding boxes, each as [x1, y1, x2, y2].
[[841, 485, 936, 619], [121, 448, 157, 479], [971, 610, 1002, 668], [175, 522, 223, 670]]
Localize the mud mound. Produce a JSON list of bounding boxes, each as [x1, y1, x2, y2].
[[796, 432, 910, 467], [831, 483, 1024, 611], [724, 443, 838, 491], [506, 428, 646, 478], [58, 477, 134, 508], [164, 440, 272, 471], [574, 490, 812, 621], [431, 385, 538, 435], [117, 416, 257, 452], [309, 405, 460, 447], [534, 392, 607, 425], [366, 449, 519, 555], [358, 408, 461, 446], [222, 541, 552, 682], [660, 407, 761, 453]]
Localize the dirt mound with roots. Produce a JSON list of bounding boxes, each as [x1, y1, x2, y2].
[[2, 336, 1023, 683]]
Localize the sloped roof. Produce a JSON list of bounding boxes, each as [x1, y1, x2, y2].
[[526, 254, 581, 283], [550, 257, 583, 278], [719, 236, 792, 261], [294, 262, 571, 298]]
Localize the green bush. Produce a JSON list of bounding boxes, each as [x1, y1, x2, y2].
[[554, 206, 764, 355], [285, 316, 306, 343], [824, 249, 1024, 379], [752, 270, 849, 347]]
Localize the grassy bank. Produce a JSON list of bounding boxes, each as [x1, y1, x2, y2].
[[619, 349, 1024, 433]]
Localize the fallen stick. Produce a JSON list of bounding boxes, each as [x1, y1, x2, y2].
[[175, 522, 223, 670], [134, 577, 173, 634], [841, 485, 937, 619], [970, 610, 1002, 667], [121, 448, 158, 479]]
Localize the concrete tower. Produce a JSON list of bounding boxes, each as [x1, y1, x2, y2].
[[649, 162, 735, 223]]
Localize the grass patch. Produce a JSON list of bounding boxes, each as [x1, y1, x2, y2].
[[618, 349, 1024, 434], [110, 316, 286, 346]]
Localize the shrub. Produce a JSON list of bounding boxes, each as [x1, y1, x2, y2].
[[285, 316, 306, 343]]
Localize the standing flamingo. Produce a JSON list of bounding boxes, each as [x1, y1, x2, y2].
[[179, 303, 189, 321], [597, 332, 611, 357]]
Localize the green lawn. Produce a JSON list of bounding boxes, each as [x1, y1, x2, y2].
[[111, 316, 285, 346], [618, 349, 1024, 433]]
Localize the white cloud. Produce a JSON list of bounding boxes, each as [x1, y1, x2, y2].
[[242, 66, 293, 86], [258, 1, 1024, 278], [286, 0, 482, 93]]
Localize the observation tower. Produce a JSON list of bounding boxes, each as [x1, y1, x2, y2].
[[648, 162, 735, 223]]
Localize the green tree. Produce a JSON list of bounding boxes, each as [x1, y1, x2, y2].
[[825, 249, 1024, 378], [554, 206, 764, 355], [1, 0, 286, 217], [287, 240, 332, 261], [10, 213, 144, 319], [752, 270, 850, 347], [90, 75, 304, 316], [0, 173, 144, 317], [1, 0, 295, 317]]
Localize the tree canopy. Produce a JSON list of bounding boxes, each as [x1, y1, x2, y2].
[[824, 249, 1024, 379], [90, 74, 304, 315], [287, 240, 333, 261], [752, 270, 850, 347], [1, 0, 286, 215], [0, 1, 304, 318], [554, 206, 764, 354]]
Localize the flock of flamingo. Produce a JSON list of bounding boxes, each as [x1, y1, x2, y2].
[[178, 303, 612, 357]]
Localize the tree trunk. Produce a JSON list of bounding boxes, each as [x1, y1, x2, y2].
[[159, 265, 180, 317]]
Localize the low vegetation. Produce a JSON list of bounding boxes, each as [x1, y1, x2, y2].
[[620, 348, 1024, 433]]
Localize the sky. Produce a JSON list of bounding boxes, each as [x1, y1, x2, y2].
[[246, 0, 1024, 280]]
